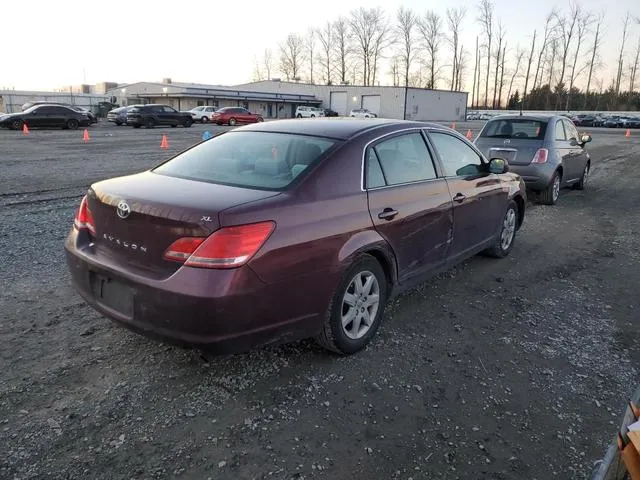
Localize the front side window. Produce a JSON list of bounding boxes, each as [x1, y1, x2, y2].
[[366, 132, 437, 187], [153, 131, 337, 190], [429, 131, 484, 177]]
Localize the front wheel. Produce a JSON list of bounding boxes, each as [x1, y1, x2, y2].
[[574, 162, 589, 190], [200, 116, 209, 123], [539, 171, 561, 205], [296, 114, 302, 118], [316, 254, 388, 355], [66, 119, 79, 130], [228, 118, 237, 126], [183, 118, 193, 128], [484, 200, 518, 258], [256, 117, 264, 122]]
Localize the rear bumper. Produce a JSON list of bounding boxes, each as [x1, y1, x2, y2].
[[65, 231, 324, 353], [509, 163, 556, 191]]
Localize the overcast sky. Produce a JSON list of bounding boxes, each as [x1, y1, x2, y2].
[[2, 0, 638, 92]]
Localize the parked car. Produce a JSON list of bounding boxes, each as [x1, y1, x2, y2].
[[475, 114, 591, 205], [295, 106, 325, 118], [0, 104, 92, 130], [19, 101, 97, 124], [625, 116, 640, 128], [323, 108, 339, 117], [350, 108, 377, 118], [210, 107, 263, 126], [65, 118, 526, 355], [107, 106, 133, 126], [603, 115, 626, 128], [571, 114, 601, 127], [189, 105, 218, 123], [126, 104, 194, 128]]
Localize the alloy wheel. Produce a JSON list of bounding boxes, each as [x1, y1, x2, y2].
[[341, 271, 380, 340]]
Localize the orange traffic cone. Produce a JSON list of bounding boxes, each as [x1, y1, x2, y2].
[[451, 122, 456, 130], [466, 129, 473, 139], [83, 129, 90, 142], [160, 134, 168, 149], [626, 129, 631, 137], [22, 123, 29, 135]]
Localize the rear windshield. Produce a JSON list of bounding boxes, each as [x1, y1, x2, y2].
[[153, 131, 337, 190], [480, 119, 547, 140]]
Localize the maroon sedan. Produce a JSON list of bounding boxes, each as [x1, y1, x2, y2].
[[65, 118, 526, 355], [211, 107, 263, 126]]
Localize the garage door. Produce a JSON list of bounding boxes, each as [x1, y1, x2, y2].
[[330, 91, 347, 116], [362, 95, 381, 116]]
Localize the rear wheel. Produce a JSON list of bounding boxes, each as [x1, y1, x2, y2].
[[66, 119, 79, 130], [11, 119, 23, 130], [484, 200, 518, 258], [145, 117, 155, 129], [115, 121, 122, 126], [573, 162, 589, 190], [316, 254, 388, 355], [228, 118, 237, 126], [539, 171, 561, 205]]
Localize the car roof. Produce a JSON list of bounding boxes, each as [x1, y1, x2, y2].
[[236, 118, 444, 140], [486, 114, 560, 122]]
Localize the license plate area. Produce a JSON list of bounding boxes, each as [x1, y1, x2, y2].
[[489, 148, 518, 163], [90, 272, 134, 317]]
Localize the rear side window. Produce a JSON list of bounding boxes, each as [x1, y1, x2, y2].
[[366, 132, 437, 187], [153, 131, 336, 190], [555, 121, 566, 140], [481, 119, 547, 140]]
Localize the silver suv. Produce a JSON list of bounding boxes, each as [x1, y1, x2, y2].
[[295, 106, 325, 118]]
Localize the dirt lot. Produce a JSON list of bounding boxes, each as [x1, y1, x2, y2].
[[0, 120, 639, 480]]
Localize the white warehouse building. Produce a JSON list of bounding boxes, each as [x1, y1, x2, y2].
[[234, 80, 468, 122]]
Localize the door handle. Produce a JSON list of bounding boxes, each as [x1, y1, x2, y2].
[[377, 208, 398, 220], [453, 193, 466, 203]]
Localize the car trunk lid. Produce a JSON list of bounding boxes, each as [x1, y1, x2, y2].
[[475, 138, 545, 166], [87, 171, 279, 278]]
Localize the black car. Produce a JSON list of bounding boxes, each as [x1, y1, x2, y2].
[[626, 116, 640, 129], [126, 104, 194, 128], [571, 114, 600, 127], [0, 105, 92, 130], [323, 108, 339, 117], [20, 101, 97, 124]]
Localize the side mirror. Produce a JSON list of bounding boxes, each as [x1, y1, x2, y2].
[[581, 134, 592, 144], [489, 157, 508, 174]]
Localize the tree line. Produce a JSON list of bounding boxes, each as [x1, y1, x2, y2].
[[251, 2, 640, 111]]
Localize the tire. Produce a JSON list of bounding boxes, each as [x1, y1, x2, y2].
[[539, 170, 561, 205], [171, 124, 177, 128], [574, 162, 589, 190], [11, 119, 23, 130], [183, 118, 193, 128], [257, 117, 264, 122], [228, 118, 237, 126], [115, 121, 122, 126], [201, 116, 209, 123], [484, 200, 518, 258], [145, 117, 155, 128], [296, 114, 302, 118], [311, 114, 315, 118], [133, 125, 141, 128], [66, 119, 79, 130], [315, 254, 388, 355]]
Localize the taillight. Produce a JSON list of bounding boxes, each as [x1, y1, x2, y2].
[[531, 148, 549, 164], [163, 221, 275, 269], [73, 195, 96, 235]]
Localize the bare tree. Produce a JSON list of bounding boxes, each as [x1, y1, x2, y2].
[[477, 0, 494, 107], [419, 10, 443, 89], [532, 10, 557, 90], [545, 38, 559, 109], [506, 47, 525, 105], [630, 35, 640, 92], [471, 36, 479, 107], [389, 55, 401, 86], [252, 55, 264, 82], [332, 17, 351, 84], [446, 7, 466, 91], [394, 7, 418, 87], [584, 12, 604, 105], [522, 30, 537, 111], [305, 29, 316, 84], [263, 49, 273, 80], [553, 3, 581, 108], [565, 11, 593, 110], [615, 12, 631, 94], [317, 22, 334, 84], [456, 45, 468, 91], [492, 21, 506, 108], [497, 42, 507, 108], [279, 33, 305, 81], [370, 10, 392, 85], [349, 7, 381, 86]]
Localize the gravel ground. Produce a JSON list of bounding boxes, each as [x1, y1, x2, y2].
[[0, 121, 639, 480]]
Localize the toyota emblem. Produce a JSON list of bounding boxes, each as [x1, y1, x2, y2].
[[116, 200, 131, 219]]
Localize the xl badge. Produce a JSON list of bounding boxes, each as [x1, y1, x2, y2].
[[116, 200, 131, 219]]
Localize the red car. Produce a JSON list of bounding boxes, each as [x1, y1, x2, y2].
[[211, 107, 263, 126]]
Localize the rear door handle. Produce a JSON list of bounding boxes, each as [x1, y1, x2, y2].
[[453, 193, 466, 203], [378, 208, 398, 220]]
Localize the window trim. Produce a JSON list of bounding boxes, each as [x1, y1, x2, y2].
[[360, 126, 443, 192], [362, 128, 441, 191], [424, 129, 488, 179]]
